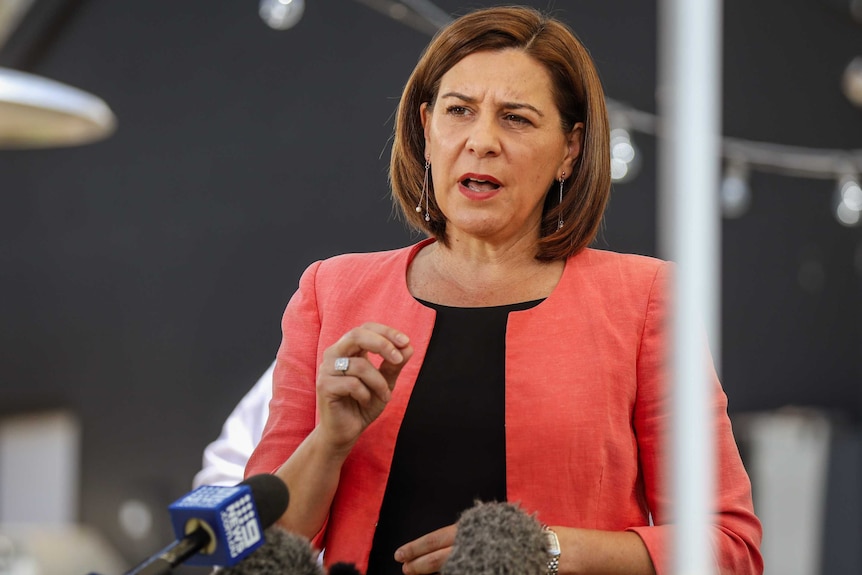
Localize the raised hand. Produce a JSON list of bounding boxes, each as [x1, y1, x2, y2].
[[316, 322, 414, 453]]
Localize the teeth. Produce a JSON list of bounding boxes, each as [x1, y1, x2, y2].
[[463, 178, 499, 192]]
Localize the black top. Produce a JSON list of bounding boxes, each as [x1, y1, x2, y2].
[[365, 298, 542, 574]]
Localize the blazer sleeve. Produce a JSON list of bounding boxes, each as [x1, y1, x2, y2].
[[245, 260, 322, 481], [627, 262, 764, 575]]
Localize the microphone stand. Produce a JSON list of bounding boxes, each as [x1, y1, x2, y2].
[[123, 527, 211, 575]]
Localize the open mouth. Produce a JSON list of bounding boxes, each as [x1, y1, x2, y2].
[[461, 177, 501, 192]]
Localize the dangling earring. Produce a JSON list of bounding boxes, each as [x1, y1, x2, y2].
[[416, 160, 431, 222], [557, 172, 566, 230]]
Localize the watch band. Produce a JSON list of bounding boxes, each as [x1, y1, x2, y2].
[[543, 526, 561, 575], [548, 555, 560, 575]]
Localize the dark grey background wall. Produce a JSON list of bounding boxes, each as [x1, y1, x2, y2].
[[0, 0, 860, 568]]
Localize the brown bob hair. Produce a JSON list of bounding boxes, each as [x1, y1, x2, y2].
[[390, 5, 611, 261]]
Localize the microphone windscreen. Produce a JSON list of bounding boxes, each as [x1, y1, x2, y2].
[[240, 474, 290, 528], [219, 527, 323, 575], [441, 501, 547, 575]]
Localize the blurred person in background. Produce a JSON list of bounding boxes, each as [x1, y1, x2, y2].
[[193, 362, 274, 488]]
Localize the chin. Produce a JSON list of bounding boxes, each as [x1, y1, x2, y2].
[[449, 218, 502, 238]]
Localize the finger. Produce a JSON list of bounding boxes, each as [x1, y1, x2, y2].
[[321, 375, 373, 407], [401, 546, 452, 575], [379, 343, 415, 390], [395, 524, 456, 564], [331, 323, 411, 364], [320, 356, 393, 403], [360, 322, 411, 349]]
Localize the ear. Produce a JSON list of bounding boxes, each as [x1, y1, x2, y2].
[[420, 102, 432, 158], [560, 121, 585, 179]]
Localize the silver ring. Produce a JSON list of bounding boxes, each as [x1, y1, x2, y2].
[[334, 357, 350, 375]]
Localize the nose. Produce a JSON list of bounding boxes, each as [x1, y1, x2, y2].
[[465, 115, 501, 157]]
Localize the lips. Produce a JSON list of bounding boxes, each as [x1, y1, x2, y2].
[[459, 173, 502, 193]]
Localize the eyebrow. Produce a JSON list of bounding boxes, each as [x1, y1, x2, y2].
[[439, 91, 545, 117]]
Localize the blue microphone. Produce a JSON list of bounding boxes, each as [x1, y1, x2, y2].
[[125, 474, 289, 574]]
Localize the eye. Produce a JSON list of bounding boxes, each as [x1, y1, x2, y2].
[[446, 105, 470, 116], [503, 113, 532, 126]]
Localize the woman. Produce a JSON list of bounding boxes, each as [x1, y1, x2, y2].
[[245, 6, 762, 575]]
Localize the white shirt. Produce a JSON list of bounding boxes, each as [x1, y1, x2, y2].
[[192, 361, 274, 487]]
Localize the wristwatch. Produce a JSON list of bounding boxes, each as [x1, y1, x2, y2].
[[543, 526, 561, 575]]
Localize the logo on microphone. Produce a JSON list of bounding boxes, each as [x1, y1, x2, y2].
[[221, 493, 262, 558]]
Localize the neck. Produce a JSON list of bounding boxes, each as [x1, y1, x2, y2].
[[442, 226, 541, 268], [411, 239, 564, 307]]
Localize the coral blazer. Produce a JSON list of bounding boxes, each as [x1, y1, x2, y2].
[[246, 239, 763, 575]]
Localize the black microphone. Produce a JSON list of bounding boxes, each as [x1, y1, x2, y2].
[[441, 501, 548, 575], [328, 562, 363, 575], [219, 528, 367, 575], [125, 474, 289, 575], [219, 526, 324, 575]]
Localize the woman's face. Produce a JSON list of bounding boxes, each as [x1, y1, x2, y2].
[[421, 49, 583, 248]]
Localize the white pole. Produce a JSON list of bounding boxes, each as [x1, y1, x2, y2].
[[658, 0, 722, 574]]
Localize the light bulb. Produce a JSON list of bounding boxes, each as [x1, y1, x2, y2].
[[720, 162, 751, 218], [609, 128, 640, 183], [842, 56, 862, 108], [260, 0, 305, 30], [834, 175, 862, 227]]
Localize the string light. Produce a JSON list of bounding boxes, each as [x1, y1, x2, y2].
[[609, 127, 640, 183], [607, 99, 862, 225], [834, 175, 862, 227], [843, 56, 862, 108], [342, 2, 862, 228]]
